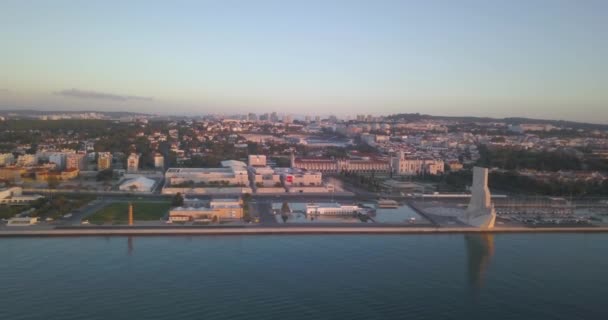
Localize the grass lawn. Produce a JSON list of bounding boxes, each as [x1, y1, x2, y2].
[[88, 201, 171, 224]]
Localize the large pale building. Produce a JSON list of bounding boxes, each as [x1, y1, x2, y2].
[[127, 153, 140, 172], [165, 165, 249, 187], [248, 166, 281, 188], [169, 198, 243, 222], [392, 152, 444, 176], [97, 152, 113, 171], [291, 153, 390, 174], [306, 203, 363, 216]]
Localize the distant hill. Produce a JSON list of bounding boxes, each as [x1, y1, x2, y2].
[[0, 109, 152, 117], [386, 113, 608, 130]]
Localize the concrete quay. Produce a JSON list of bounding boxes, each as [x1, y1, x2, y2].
[[2, 226, 608, 237]]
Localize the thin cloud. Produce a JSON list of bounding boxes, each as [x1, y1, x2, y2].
[[55, 88, 153, 102]]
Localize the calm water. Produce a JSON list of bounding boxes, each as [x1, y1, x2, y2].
[[2, 234, 608, 320]]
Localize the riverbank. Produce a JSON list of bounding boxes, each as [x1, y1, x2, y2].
[[2, 226, 608, 237]]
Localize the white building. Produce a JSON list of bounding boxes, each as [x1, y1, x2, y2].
[[7, 217, 39, 226], [275, 167, 323, 187], [0, 187, 44, 205], [248, 166, 282, 189], [0, 153, 15, 166], [305, 203, 362, 216], [119, 176, 156, 192], [127, 153, 140, 172], [392, 152, 444, 176], [154, 153, 165, 170], [248, 155, 267, 167], [165, 163, 249, 187]]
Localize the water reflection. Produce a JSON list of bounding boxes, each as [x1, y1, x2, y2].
[[127, 236, 134, 256], [465, 234, 495, 291]]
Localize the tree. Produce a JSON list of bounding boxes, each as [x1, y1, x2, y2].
[[281, 201, 290, 214], [47, 176, 60, 189], [172, 192, 184, 207], [96, 169, 113, 182]]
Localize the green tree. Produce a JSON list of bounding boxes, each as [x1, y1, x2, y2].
[[281, 201, 290, 214], [172, 192, 184, 207]]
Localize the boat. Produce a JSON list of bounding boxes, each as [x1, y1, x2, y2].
[[377, 199, 399, 209]]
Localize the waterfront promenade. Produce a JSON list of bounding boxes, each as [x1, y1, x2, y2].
[[2, 226, 608, 237]]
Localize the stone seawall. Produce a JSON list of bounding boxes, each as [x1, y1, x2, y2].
[[2, 226, 608, 237]]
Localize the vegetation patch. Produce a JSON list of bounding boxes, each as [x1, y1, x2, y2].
[[88, 201, 170, 224]]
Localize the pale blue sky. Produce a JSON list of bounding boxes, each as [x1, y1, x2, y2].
[[0, 0, 607, 122]]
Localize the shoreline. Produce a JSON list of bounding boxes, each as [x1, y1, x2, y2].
[[2, 226, 608, 237]]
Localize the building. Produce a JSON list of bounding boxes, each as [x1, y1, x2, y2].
[[0, 187, 44, 205], [275, 167, 322, 187], [291, 153, 390, 174], [0, 167, 25, 182], [248, 166, 282, 189], [305, 203, 363, 216], [17, 154, 37, 167], [165, 165, 249, 187], [0, 153, 15, 166], [447, 161, 464, 172], [248, 155, 267, 167], [127, 153, 140, 172], [460, 167, 496, 228], [7, 217, 39, 226], [48, 152, 68, 170], [35, 168, 79, 181], [169, 198, 243, 222], [154, 153, 165, 170], [66, 152, 87, 170], [97, 152, 113, 170], [392, 152, 444, 176], [119, 176, 156, 192]]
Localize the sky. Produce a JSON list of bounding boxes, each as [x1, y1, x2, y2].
[[0, 0, 607, 122]]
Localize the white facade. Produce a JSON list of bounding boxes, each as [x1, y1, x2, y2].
[[165, 166, 249, 186], [127, 153, 140, 172], [306, 203, 362, 216], [248, 155, 267, 167], [154, 153, 165, 170], [119, 176, 156, 192], [392, 152, 444, 176], [0, 187, 44, 204], [249, 166, 281, 188], [0, 153, 15, 166]]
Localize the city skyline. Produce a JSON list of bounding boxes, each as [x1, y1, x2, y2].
[[1, 0, 607, 122]]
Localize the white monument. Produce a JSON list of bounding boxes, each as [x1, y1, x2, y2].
[[461, 167, 496, 228]]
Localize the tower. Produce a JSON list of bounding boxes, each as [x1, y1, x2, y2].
[[460, 167, 496, 228], [128, 202, 134, 226]]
